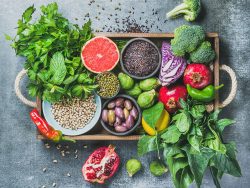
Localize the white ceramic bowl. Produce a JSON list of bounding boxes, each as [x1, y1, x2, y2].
[[42, 94, 102, 136]]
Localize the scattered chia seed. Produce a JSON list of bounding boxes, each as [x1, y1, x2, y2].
[[123, 40, 159, 77]]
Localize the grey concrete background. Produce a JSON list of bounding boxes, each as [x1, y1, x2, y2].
[[0, 0, 249, 187]]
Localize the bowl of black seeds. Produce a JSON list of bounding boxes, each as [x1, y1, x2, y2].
[[120, 38, 161, 80]]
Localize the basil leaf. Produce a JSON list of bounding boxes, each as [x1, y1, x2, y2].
[[137, 135, 160, 156], [142, 102, 164, 129], [161, 126, 181, 144], [216, 119, 235, 133], [49, 52, 67, 85]]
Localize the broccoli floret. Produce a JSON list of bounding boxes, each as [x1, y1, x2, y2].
[[190, 41, 216, 63], [166, 0, 201, 22], [171, 25, 205, 57]]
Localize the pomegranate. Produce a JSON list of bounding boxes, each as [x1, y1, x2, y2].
[[183, 64, 212, 89], [158, 85, 187, 113], [82, 145, 120, 184]]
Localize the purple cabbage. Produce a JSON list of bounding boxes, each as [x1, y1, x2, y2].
[[159, 42, 187, 86]]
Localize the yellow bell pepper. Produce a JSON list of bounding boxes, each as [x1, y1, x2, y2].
[[142, 110, 170, 136]]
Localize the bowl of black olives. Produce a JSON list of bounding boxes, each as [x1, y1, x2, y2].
[[100, 94, 142, 136]]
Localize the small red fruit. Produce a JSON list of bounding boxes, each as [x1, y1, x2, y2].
[[82, 145, 120, 184], [183, 64, 212, 89], [158, 85, 188, 113]]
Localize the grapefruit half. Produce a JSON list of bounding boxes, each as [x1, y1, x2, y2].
[[81, 36, 120, 73]]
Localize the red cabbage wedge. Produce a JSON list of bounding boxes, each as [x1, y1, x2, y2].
[[159, 42, 187, 86]]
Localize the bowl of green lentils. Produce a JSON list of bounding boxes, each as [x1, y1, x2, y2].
[[96, 72, 120, 99]]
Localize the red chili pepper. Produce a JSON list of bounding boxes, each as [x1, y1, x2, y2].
[[30, 109, 75, 143]]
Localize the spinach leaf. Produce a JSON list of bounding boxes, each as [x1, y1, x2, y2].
[[187, 134, 201, 152], [184, 147, 214, 188], [216, 119, 235, 133], [137, 135, 161, 156], [161, 126, 181, 144], [179, 167, 194, 188], [210, 142, 242, 177], [210, 167, 222, 188], [142, 102, 164, 129], [173, 111, 191, 133], [190, 105, 206, 119]]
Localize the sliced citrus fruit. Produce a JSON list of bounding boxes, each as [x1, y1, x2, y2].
[[81, 36, 120, 73]]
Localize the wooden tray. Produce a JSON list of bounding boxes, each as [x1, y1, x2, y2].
[[36, 32, 220, 141]]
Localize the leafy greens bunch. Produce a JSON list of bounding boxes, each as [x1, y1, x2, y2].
[[7, 3, 97, 102], [138, 99, 241, 188]]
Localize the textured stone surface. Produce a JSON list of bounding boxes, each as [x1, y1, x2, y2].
[[0, 0, 249, 187]]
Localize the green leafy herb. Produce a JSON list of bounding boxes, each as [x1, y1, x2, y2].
[[8, 3, 96, 102], [114, 39, 128, 51], [142, 102, 164, 129], [161, 126, 181, 144], [137, 135, 161, 156], [137, 99, 241, 188]]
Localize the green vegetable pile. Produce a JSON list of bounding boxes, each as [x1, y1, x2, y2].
[[171, 25, 216, 63], [7, 3, 97, 102], [118, 73, 160, 109], [138, 99, 241, 188]]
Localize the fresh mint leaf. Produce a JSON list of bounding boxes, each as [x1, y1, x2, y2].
[[22, 5, 35, 23], [63, 75, 79, 85], [28, 83, 38, 97], [161, 126, 181, 144], [142, 102, 164, 129], [50, 52, 67, 85], [9, 3, 96, 103]]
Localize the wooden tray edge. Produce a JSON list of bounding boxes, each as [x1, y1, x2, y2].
[[36, 32, 220, 141]]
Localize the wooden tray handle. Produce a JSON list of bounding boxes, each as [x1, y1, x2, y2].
[[206, 64, 237, 112], [14, 69, 37, 108]]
